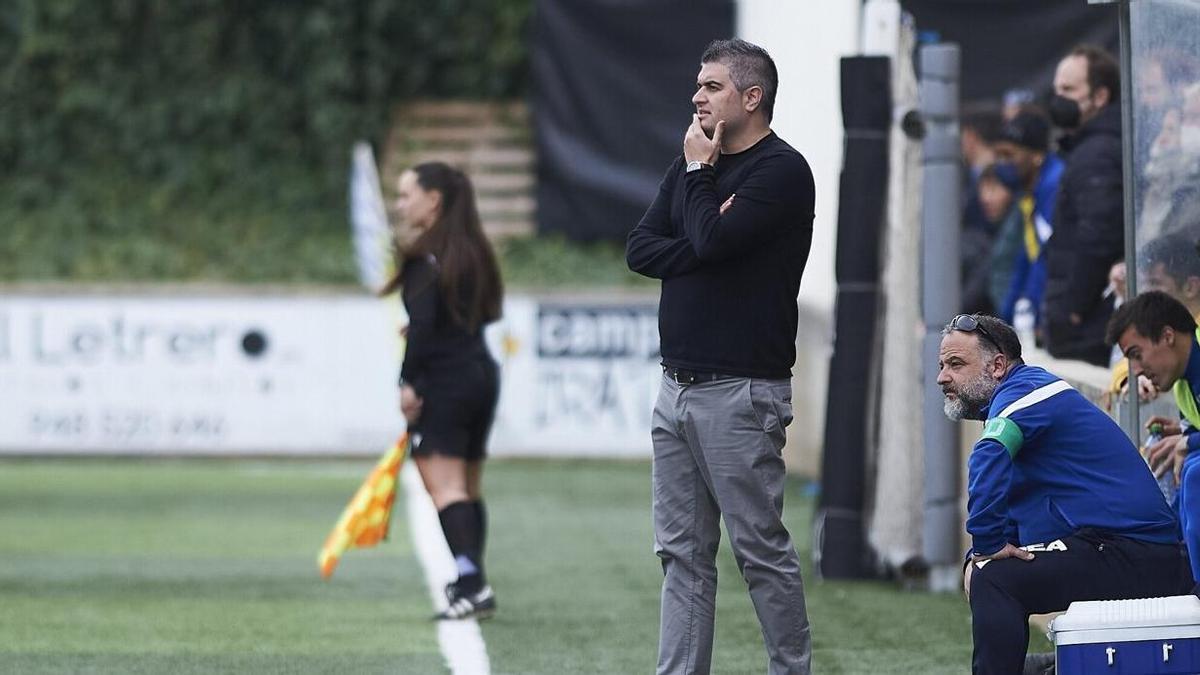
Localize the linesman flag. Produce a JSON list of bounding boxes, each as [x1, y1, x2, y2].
[[318, 434, 409, 579], [349, 140, 392, 294]]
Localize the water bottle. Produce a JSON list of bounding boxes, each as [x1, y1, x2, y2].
[[1143, 423, 1178, 504], [1013, 298, 1035, 349]]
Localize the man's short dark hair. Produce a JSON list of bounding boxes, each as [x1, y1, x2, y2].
[[701, 38, 778, 122], [1140, 233, 1200, 286], [1071, 44, 1121, 104], [1106, 291, 1197, 345], [942, 314, 1024, 363]]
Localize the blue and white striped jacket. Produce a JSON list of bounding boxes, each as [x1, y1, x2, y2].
[[967, 363, 1179, 556]]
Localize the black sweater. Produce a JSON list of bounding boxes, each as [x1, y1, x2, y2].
[[626, 133, 815, 379], [399, 255, 492, 394]]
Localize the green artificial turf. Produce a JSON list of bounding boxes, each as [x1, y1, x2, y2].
[[0, 458, 1019, 673]]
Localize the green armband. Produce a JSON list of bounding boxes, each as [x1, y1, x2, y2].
[[981, 417, 1023, 458]]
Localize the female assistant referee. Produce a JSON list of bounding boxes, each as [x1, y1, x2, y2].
[[383, 161, 503, 620]]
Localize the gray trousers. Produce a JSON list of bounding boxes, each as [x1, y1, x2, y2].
[[652, 374, 812, 675]]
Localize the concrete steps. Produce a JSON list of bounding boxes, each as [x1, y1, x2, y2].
[[382, 100, 535, 239]]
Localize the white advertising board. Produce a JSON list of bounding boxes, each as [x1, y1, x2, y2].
[[0, 295, 402, 454], [488, 298, 660, 457], [0, 293, 662, 457]]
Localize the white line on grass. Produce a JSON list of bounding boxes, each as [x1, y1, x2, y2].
[[401, 462, 491, 675]]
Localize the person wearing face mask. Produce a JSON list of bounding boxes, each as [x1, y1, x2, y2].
[[990, 111, 1064, 333], [939, 313, 1189, 675], [1042, 45, 1125, 366], [382, 162, 504, 621]]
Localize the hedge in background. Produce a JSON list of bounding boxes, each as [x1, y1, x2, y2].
[[0, 0, 530, 282]]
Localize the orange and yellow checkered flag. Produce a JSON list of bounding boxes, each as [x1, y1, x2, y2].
[[318, 434, 409, 579]]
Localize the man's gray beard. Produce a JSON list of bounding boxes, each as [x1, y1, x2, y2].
[[943, 372, 999, 421]]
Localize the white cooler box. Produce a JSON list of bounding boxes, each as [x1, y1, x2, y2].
[[1051, 595, 1200, 674]]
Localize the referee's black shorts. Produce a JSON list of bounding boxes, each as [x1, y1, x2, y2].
[[410, 357, 499, 462]]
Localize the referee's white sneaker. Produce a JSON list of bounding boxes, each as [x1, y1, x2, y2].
[[434, 585, 496, 621]]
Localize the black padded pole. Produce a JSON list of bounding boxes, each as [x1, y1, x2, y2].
[[816, 55, 891, 579]]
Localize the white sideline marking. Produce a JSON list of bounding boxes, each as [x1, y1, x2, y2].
[[401, 462, 491, 674]]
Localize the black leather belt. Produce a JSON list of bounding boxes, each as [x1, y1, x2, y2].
[[663, 365, 734, 385]]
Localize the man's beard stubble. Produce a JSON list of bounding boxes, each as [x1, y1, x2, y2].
[[943, 371, 999, 421]]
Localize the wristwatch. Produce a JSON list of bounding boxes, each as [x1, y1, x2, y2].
[[685, 160, 711, 173]]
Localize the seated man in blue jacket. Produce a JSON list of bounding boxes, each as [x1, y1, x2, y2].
[[938, 313, 1191, 675]]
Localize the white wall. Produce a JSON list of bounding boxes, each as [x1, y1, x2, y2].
[[739, 0, 862, 474], [738, 0, 862, 315]]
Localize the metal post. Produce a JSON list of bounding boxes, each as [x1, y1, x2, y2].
[[1091, 0, 1137, 441], [919, 43, 962, 591], [1117, 0, 1140, 440]]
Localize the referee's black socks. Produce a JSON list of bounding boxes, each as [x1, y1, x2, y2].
[[438, 501, 485, 593], [471, 499, 487, 558]]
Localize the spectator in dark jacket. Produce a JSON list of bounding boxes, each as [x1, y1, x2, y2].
[[1042, 45, 1124, 366]]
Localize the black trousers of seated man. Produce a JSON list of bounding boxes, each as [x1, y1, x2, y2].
[[969, 529, 1193, 675]]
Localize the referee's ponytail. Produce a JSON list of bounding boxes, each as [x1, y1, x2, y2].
[[382, 162, 503, 333]]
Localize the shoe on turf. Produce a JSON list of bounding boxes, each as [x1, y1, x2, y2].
[[445, 576, 481, 602], [434, 585, 496, 621], [1022, 652, 1055, 675]]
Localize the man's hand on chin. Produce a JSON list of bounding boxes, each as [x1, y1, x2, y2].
[[684, 115, 723, 165]]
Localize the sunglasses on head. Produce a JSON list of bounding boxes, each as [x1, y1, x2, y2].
[[949, 314, 1001, 352]]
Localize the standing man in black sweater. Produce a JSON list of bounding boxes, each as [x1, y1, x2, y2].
[[626, 39, 815, 675]]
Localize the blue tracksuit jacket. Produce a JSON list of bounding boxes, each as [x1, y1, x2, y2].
[[967, 363, 1179, 556]]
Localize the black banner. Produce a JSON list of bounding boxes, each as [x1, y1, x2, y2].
[[532, 0, 735, 242], [901, 0, 1118, 104]]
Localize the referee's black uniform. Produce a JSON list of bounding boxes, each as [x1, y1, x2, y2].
[[400, 255, 499, 459]]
